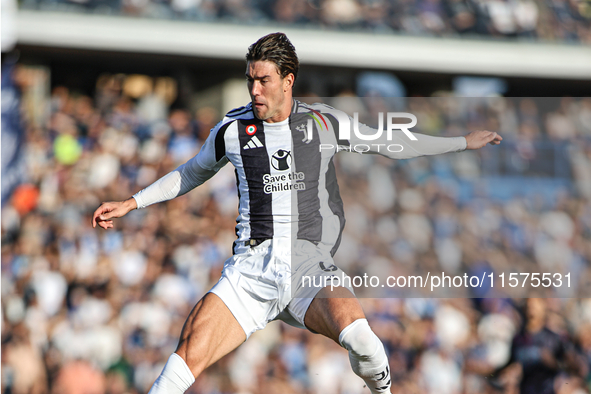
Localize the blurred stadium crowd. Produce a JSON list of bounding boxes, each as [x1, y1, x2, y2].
[[19, 0, 591, 43], [2, 66, 591, 394]]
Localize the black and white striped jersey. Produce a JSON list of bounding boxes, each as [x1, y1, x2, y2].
[[133, 100, 467, 256]]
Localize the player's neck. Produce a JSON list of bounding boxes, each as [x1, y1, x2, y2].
[[263, 117, 289, 127]]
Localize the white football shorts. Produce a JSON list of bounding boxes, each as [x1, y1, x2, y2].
[[208, 238, 355, 338]]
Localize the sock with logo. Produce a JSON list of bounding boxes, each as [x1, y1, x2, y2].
[[339, 319, 392, 394]]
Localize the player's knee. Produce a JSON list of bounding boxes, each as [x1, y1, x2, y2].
[[339, 319, 380, 359]]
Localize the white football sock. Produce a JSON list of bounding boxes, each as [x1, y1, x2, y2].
[[339, 319, 392, 394], [148, 353, 195, 394]]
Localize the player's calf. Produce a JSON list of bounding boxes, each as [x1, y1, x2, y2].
[[339, 319, 391, 394]]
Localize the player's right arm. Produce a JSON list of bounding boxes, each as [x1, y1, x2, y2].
[[92, 119, 230, 230]]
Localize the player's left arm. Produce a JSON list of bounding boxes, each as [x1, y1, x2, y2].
[[318, 106, 501, 158], [358, 126, 502, 159], [323, 112, 502, 158]]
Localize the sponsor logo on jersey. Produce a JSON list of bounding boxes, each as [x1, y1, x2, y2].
[[243, 136, 264, 150], [271, 149, 292, 171], [262, 171, 306, 194], [246, 124, 257, 135]]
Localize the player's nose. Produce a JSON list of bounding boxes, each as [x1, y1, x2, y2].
[[250, 81, 261, 96]]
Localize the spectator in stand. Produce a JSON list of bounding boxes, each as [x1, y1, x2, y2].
[[19, 0, 591, 42]]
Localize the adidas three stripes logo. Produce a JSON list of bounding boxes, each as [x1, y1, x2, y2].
[[243, 136, 264, 149]]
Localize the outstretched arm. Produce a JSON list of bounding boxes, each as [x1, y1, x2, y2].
[[373, 128, 503, 159], [92, 119, 230, 230], [332, 116, 502, 159], [132, 156, 225, 209], [91, 155, 225, 229]]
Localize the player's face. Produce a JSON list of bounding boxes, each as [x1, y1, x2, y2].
[[246, 60, 294, 123]]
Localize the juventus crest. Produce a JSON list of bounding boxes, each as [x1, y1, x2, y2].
[[296, 119, 314, 144]]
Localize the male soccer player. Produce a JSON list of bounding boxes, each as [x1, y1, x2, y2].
[[92, 32, 502, 394]]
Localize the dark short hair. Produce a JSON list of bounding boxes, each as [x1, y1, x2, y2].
[[246, 33, 299, 82]]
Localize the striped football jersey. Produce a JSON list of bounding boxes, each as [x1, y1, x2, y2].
[[133, 100, 467, 256]]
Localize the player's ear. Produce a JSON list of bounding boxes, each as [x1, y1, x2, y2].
[[284, 73, 294, 92]]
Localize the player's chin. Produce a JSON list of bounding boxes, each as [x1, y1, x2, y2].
[[253, 109, 268, 121]]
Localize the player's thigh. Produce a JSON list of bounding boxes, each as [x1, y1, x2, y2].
[[176, 292, 246, 375], [304, 286, 366, 344]]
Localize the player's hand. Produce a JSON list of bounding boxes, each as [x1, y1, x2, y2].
[[92, 198, 137, 229], [464, 130, 502, 150]]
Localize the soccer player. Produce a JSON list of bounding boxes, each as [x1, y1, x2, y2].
[[92, 33, 502, 394]]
